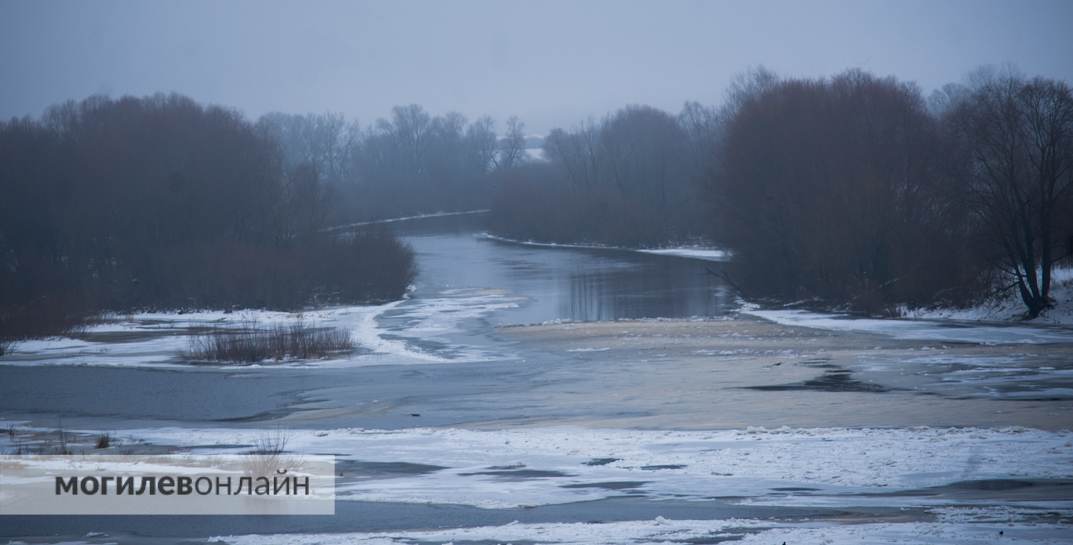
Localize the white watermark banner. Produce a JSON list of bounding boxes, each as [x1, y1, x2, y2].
[[0, 454, 335, 515]]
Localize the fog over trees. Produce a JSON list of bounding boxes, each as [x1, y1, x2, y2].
[[0, 95, 415, 342], [713, 70, 984, 310], [0, 97, 534, 344], [490, 104, 708, 247], [1, 66, 1071, 345], [255, 105, 524, 222], [491, 67, 1073, 316], [712, 68, 1072, 315]]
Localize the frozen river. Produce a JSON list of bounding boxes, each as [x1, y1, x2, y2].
[[2, 214, 1072, 544]]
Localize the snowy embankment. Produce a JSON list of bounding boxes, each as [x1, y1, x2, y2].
[[901, 266, 1073, 326], [741, 307, 1073, 344], [479, 232, 731, 262], [0, 287, 523, 368], [740, 266, 1073, 343], [115, 425, 1073, 510], [0, 304, 400, 368]]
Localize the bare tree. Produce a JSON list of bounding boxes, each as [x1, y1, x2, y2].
[[256, 112, 352, 183], [466, 116, 498, 172], [504, 106, 699, 246], [343, 106, 504, 218], [948, 71, 1073, 317], [495, 116, 527, 169], [599, 105, 688, 230], [388, 104, 432, 177]]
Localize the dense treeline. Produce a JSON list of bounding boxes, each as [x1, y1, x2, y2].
[[490, 68, 1073, 317], [489, 104, 713, 247], [255, 106, 528, 222], [0, 94, 415, 344], [714, 70, 984, 310], [716, 68, 1073, 315], [2, 67, 1069, 341]]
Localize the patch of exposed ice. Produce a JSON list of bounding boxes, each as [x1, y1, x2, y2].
[[852, 353, 1073, 397], [730, 520, 1069, 545], [370, 287, 524, 362]]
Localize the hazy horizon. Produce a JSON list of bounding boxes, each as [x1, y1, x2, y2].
[[3, 0, 1073, 133]]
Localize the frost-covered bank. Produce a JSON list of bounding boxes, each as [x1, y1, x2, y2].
[[479, 232, 730, 262], [901, 266, 1073, 326], [0, 285, 526, 367]]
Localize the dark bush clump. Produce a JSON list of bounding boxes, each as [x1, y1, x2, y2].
[[186, 321, 354, 363]]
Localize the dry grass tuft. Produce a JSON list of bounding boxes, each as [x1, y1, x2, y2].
[[186, 320, 353, 363]]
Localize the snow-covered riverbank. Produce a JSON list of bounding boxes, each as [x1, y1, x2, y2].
[[322, 208, 491, 233], [741, 307, 1073, 344], [0, 286, 523, 368], [735, 267, 1073, 342], [900, 267, 1073, 326], [479, 232, 731, 262]]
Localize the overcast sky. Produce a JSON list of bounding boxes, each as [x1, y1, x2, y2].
[[2, 0, 1072, 133]]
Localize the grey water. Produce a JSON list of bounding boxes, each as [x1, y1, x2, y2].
[[1, 215, 1071, 543], [393, 213, 735, 324], [0, 214, 733, 429], [0, 216, 751, 542]]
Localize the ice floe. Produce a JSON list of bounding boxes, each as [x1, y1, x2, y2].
[[114, 426, 1073, 509]]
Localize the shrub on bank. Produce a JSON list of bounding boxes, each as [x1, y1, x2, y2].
[[186, 321, 354, 363]]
